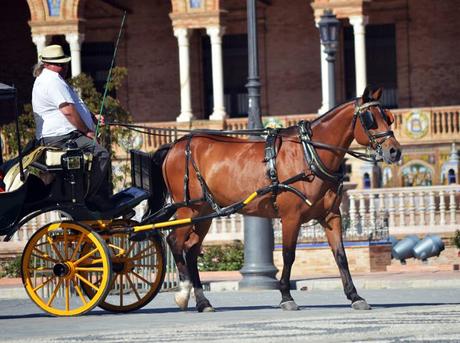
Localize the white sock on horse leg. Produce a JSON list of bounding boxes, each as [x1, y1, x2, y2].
[[175, 281, 192, 310]]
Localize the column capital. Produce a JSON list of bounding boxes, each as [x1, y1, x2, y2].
[[31, 34, 47, 46], [65, 32, 85, 48], [349, 15, 369, 29], [206, 26, 225, 39], [173, 27, 190, 42]]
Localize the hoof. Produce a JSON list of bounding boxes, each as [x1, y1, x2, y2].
[[200, 306, 216, 313], [280, 300, 299, 311], [197, 299, 215, 313], [351, 299, 371, 310]]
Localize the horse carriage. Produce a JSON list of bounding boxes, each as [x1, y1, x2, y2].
[[0, 83, 167, 316], [0, 82, 402, 316]]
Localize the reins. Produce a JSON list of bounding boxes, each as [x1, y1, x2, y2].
[[108, 121, 382, 163]]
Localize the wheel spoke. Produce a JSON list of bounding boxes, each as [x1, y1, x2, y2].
[[32, 248, 59, 263], [75, 267, 104, 272], [29, 267, 54, 272], [47, 235, 65, 262], [69, 233, 86, 261], [32, 275, 56, 292], [125, 241, 136, 257], [130, 270, 153, 286], [65, 279, 70, 311], [47, 278, 63, 307], [132, 263, 159, 268], [129, 254, 154, 261], [74, 248, 98, 266], [120, 274, 124, 307], [126, 273, 141, 301], [75, 273, 100, 292], [72, 277, 88, 305], [131, 243, 155, 260]]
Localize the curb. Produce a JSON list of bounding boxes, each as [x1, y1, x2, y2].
[[1, 276, 460, 300], [203, 276, 460, 293]]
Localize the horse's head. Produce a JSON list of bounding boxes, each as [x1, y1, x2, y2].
[[353, 87, 402, 164]]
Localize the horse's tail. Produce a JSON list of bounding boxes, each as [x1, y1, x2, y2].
[[144, 143, 176, 222]]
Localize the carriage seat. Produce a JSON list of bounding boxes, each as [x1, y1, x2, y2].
[[3, 147, 47, 192]]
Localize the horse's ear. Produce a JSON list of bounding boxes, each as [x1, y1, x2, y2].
[[371, 88, 383, 100], [361, 85, 373, 103]]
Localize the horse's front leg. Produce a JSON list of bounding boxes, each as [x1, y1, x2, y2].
[[279, 217, 302, 311], [166, 211, 194, 310], [184, 220, 215, 312], [322, 214, 371, 310]]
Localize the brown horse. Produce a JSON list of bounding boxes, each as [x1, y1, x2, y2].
[[149, 87, 401, 312]]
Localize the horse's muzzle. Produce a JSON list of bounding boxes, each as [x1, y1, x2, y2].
[[382, 146, 401, 164]]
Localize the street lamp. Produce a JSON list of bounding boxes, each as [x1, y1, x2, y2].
[[318, 9, 340, 108], [239, 0, 278, 290]]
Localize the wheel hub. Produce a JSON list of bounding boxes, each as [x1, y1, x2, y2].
[[53, 263, 70, 277]]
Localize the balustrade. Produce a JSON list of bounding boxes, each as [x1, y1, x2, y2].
[[348, 184, 460, 235]]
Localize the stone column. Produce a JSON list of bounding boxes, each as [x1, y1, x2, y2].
[[174, 28, 194, 122], [31, 34, 48, 59], [350, 15, 368, 96], [65, 33, 85, 77], [206, 26, 226, 120], [315, 19, 331, 114]]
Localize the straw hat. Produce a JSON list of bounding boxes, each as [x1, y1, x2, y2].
[[39, 45, 71, 64]]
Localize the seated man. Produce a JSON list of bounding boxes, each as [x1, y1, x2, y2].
[[32, 44, 113, 211]]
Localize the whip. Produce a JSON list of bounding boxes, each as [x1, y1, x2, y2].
[[93, 10, 127, 143]]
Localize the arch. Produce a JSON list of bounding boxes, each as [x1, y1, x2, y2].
[[26, 0, 46, 21], [448, 169, 456, 184], [399, 160, 434, 187], [363, 172, 371, 189]]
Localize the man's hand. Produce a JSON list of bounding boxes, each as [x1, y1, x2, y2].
[[93, 114, 105, 126], [86, 131, 96, 140]]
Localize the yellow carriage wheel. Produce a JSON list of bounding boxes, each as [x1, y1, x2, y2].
[[21, 221, 113, 316], [81, 221, 166, 313]]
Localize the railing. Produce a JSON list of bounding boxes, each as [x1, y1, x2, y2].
[[348, 184, 460, 235]]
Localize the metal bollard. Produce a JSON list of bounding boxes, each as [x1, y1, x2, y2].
[[392, 235, 420, 264], [413, 234, 445, 261], [389, 236, 398, 259]]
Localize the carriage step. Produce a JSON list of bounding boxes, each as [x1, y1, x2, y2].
[[101, 186, 149, 218]]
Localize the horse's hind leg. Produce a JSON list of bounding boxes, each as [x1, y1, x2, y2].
[[322, 214, 371, 310], [185, 219, 215, 312], [279, 217, 302, 311]]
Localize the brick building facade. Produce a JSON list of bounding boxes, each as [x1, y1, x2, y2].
[[1, 0, 460, 122]]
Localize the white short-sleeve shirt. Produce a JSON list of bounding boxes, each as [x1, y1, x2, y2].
[[32, 68, 95, 139]]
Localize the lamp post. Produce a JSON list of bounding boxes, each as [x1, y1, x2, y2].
[[239, 0, 278, 290], [318, 9, 340, 109]]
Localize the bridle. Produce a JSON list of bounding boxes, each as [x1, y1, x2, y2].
[[352, 100, 395, 157]]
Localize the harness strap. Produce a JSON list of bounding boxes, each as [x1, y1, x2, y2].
[[298, 120, 345, 184], [184, 134, 223, 215], [264, 128, 281, 211], [184, 136, 192, 204]]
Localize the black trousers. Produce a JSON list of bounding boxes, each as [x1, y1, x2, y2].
[[40, 131, 111, 200]]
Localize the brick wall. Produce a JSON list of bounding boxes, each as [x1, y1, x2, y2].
[[404, 0, 460, 108], [119, 0, 180, 122], [273, 243, 392, 277], [0, 0, 37, 110]]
